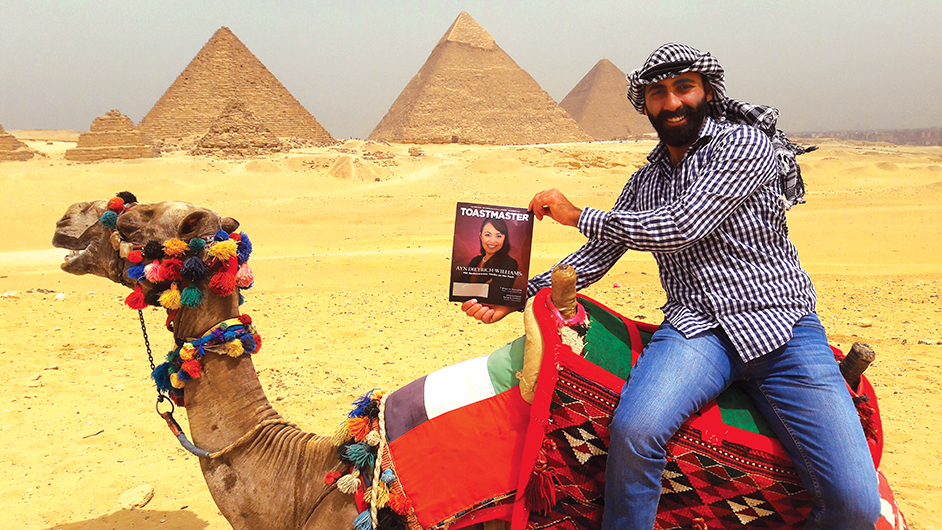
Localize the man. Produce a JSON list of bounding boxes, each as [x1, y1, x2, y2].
[[461, 43, 880, 529]]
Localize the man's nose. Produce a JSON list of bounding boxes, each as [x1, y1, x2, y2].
[[663, 91, 683, 111]]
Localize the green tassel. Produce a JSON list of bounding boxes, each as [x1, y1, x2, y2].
[[180, 285, 204, 308]]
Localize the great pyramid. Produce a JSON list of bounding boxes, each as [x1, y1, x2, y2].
[[190, 101, 285, 158], [0, 124, 34, 161], [369, 12, 590, 145], [65, 110, 157, 161], [138, 27, 334, 147], [559, 59, 654, 141]]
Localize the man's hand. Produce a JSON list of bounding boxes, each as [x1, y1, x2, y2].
[[528, 188, 582, 227], [460, 299, 514, 324]]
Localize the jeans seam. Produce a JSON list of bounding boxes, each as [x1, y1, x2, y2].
[[754, 380, 825, 526]]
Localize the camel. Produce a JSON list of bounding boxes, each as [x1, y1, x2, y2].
[[53, 194, 902, 530]]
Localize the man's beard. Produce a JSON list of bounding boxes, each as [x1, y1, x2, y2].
[[648, 97, 709, 148]]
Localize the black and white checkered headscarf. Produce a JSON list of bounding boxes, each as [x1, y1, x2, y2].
[[627, 43, 815, 208]]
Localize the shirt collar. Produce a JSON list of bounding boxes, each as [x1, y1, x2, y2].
[[648, 116, 719, 165]]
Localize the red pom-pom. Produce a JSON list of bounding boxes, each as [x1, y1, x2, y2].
[[127, 250, 143, 264], [107, 197, 125, 212], [181, 359, 202, 378], [252, 333, 262, 354], [210, 272, 236, 296], [161, 258, 183, 282], [125, 285, 148, 309], [229, 233, 242, 241], [388, 490, 413, 515], [238, 314, 252, 325], [324, 471, 343, 485]]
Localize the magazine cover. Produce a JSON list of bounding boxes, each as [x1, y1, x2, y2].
[[449, 202, 534, 308]]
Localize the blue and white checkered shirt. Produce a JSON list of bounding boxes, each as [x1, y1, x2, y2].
[[528, 117, 816, 361]]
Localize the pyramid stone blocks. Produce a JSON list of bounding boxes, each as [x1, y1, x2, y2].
[[370, 12, 590, 145], [190, 101, 285, 158], [560, 59, 654, 141], [0, 125, 34, 161], [138, 27, 334, 147], [64, 110, 157, 161]]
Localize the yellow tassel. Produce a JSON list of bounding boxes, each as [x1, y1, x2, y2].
[[180, 343, 196, 361], [330, 422, 351, 446], [373, 389, 387, 400], [365, 430, 382, 447], [225, 340, 244, 357], [337, 470, 360, 494], [159, 283, 182, 310], [162, 238, 188, 257], [170, 373, 185, 389], [207, 239, 238, 261], [372, 481, 390, 509]]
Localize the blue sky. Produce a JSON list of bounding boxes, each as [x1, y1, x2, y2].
[[1, 0, 939, 138]]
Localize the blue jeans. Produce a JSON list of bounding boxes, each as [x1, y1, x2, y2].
[[602, 314, 881, 530]]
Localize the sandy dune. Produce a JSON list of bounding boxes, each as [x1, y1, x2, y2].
[[1, 136, 940, 529]]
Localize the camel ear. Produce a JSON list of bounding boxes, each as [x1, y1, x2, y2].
[[222, 217, 240, 234], [178, 211, 217, 241]]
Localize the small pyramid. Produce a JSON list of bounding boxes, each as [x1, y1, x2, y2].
[[0, 124, 34, 161], [369, 12, 590, 145], [139, 27, 334, 147], [65, 110, 157, 161], [559, 59, 654, 141], [190, 100, 285, 158]]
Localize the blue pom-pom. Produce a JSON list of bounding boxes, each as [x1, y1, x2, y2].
[[223, 330, 237, 342], [99, 211, 118, 228], [214, 230, 229, 242], [237, 232, 253, 264], [380, 469, 396, 483], [180, 256, 209, 281], [211, 328, 225, 342], [345, 442, 376, 470], [348, 390, 376, 418], [177, 370, 191, 382], [126, 263, 146, 281], [353, 510, 373, 530], [240, 334, 256, 353], [152, 362, 172, 391]]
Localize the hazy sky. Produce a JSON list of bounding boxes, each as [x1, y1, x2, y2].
[[1, 1, 940, 139]]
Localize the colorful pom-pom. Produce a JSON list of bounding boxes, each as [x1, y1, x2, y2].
[[127, 250, 143, 264], [143, 240, 164, 260], [214, 230, 230, 241], [353, 509, 372, 530], [180, 256, 209, 282], [238, 313, 252, 325], [225, 340, 244, 357], [211, 328, 225, 342], [99, 210, 118, 228], [116, 191, 137, 204], [337, 470, 361, 495], [365, 430, 382, 447], [170, 372, 185, 389], [180, 343, 196, 361], [388, 490, 412, 515], [158, 283, 182, 310], [345, 442, 376, 470], [107, 197, 125, 212], [207, 239, 238, 261], [144, 261, 162, 283], [240, 334, 256, 354], [180, 284, 204, 308], [189, 237, 206, 252], [237, 232, 253, 263], [177, 370, 191, 382], [125, 284, 148, 309], [126, 263, 146, 281], [229, 232, 242, 242], [162, 238, 188, 257], [345, 417, 371, 442], [252, 333, 262, 354], [152, 363, 172, 391], [181, 359, 202, 378], [348, 391, 375, 418], [235, 264, 254, 288], [324, 471, 343, 485], [210, 271, 236, 296], [380, 469, 396, 484]]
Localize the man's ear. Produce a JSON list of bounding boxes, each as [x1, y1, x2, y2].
[[703, 77, 715, 102]]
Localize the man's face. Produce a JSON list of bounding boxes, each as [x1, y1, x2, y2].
[[643, 73, 713, 148]]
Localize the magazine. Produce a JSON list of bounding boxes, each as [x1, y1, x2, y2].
[[449, 202, 534, 309]]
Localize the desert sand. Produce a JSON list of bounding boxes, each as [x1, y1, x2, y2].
[[1, 136, 940, 529]]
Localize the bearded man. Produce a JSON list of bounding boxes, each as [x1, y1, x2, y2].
[[461, 43, 880, 529]]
